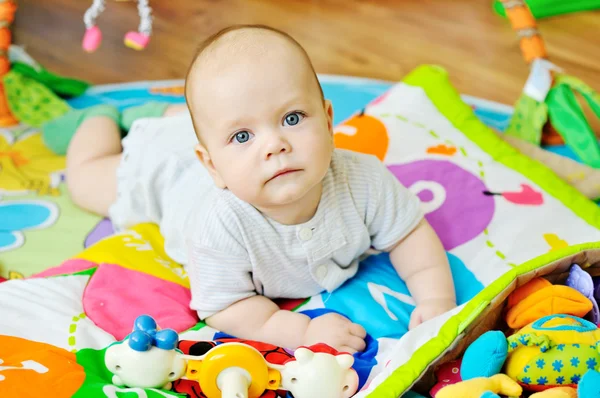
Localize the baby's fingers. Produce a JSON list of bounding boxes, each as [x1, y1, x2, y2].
[[408, 308, 422, 330], [350, 323, 367, 338], [339, 345, 358, 355], [343, 334, 366, 353]]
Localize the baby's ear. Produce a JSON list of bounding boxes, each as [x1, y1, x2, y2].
[[194, 144, 227, 189], [324, 99, 334, 134]]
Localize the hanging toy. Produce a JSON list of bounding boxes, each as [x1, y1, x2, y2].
[[499, 0, 600, 168], [0, 0, 17, 126], [82, 0, 153, 53]]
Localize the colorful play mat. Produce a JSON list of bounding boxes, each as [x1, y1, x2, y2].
[[0, 73, 576, 280]]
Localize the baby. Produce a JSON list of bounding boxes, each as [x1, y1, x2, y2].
[[45, 25, 456, 353]]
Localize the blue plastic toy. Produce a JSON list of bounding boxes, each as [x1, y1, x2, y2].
[[128, 314, 178, 352]]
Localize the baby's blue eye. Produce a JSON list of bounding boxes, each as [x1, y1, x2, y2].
[[234, 131, 251, 143], [284, 112, 304, 126]]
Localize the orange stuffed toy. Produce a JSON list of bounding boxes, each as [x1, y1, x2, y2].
[[505, 277, 592, 329]]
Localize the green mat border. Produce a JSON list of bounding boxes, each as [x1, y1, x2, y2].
[[368, 65, 600, 397]]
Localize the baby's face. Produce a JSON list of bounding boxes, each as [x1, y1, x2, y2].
[[188, 34, 334, 216]]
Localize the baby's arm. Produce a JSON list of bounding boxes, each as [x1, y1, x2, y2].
[[189, 200, 366, 352], [206, 296, 367, 353], [387, 219, 456, 329]]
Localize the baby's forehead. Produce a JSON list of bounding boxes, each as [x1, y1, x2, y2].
[[188, 30, 318, 100], [186, 27, 323, 137], [193, 30, 308, 75]]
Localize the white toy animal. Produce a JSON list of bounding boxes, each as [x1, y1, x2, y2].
[[104, 315, 186, 390]]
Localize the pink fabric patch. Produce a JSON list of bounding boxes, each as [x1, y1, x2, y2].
[[83, 263, 198, 340], [31, 259, 98, 278]]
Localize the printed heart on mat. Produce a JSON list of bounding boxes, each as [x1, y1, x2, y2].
[[484, 184, 544, 205]]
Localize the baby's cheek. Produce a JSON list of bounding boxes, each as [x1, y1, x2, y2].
[[239, 175, 267, 202]]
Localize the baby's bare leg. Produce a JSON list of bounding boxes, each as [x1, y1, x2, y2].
[[66, 116, 122, 217], [60, 102, 186, 216], [66, 103, 185, 216]]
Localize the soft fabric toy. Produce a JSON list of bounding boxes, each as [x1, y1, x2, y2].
[[461, 331, 508, 380], [436, 374, 522, 398], [505, 277, 592, 329], [530, 387, 577, 397], [566, 264, 600, 324], [506, 314, 600, 391], [3, 69, 71, 127], [462, 314, 600, 394], [451, 271, 600, 397], [429, 359, 462, 397], [0, 0, 17, 127], [578, 369, 600, 396], [494, 0, 600, 19], [498, 0, 600, 168]]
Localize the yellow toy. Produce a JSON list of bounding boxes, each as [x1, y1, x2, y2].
[[185, 343, 281, 398], [436, 374, 523, 398], [504, 314, 600, 391], [461, 314, 600, 396], [530, 387, 577, 397], [185, 342, 359, 398]]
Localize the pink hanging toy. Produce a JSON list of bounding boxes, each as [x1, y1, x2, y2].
[[82, 0, 153, 52]]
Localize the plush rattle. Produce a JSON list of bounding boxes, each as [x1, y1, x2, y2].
[[82, 0, 153, 53]]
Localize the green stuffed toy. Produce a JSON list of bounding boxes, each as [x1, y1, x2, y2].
[[2, 69, 71, 127], [2, 61, 91, 128]]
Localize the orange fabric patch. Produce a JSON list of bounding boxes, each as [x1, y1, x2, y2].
[[334, 114, 389, 161], [0, 336, 85, 397]]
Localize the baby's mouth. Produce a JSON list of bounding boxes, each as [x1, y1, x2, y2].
[[267, 168, 302, 183]]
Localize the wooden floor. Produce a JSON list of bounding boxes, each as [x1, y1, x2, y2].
[[13, 0, 600, 105]]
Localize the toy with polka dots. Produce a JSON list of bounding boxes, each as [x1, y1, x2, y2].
[[82, 0, 153, 53]]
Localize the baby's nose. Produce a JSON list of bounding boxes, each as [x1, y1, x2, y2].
[[265, 135, 291, 158]]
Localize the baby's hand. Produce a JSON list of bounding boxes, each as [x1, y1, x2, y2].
[[409, 299, 456, 330], [303, 313, 366, 354]]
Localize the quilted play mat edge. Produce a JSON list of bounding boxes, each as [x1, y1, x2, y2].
[[367, 65, 600, 397]]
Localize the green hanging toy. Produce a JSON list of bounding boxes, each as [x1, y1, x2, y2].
[[494, 0, 600, 19], [499, 0, 600, 168]]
